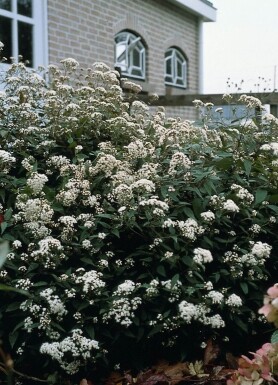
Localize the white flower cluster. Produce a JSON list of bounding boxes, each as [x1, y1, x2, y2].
[[40, 288, 68, 319], [0, 150, 16, 173], [30, 237, 65, 268], [178, 301, 225, 328], [89, 154, 121, 177], [161, 279, 182, 302], [260, 142, 278, 156], [223, 199, 240, 213], [16, 197, 54, 223], [249, 224, 261, 234], [130, 100, 149, 114], [15, 278, 32, 290], [231, 184, 254, 204], [200, 210, 215, 223], [176, 218, 203, 241], [40, 329, 99, 374], [59, 215, 77, 241], [125, 140, 150, 159], [145, 279, 159, 297], [168, 152, 191, 175], [47, 155, 71, 170], [139, 196, 169, 216], [207, 290, 224, 304], [251, 241, 272, 258], [238, 95, 263, 109], [73, 269, 105, 295], [193, 248, 213, 265], [26, 172, 48, 195], [103, 296, 142, 327], [113, 184, 133, 205], [131, 178, 156, 193], [225, 294, 242, 307], [113, 280, 137, 296]]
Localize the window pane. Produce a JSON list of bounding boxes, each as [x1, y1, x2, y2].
[[17, 0, 32, 17], [0, 0, 11, 10], [0, 16, 12, 62], [18, 21, 33, 66], [177, 61, 182, 77], [131, 68, 142, 77], [166, 58, 172, 75], [132, 48, 140, 67]]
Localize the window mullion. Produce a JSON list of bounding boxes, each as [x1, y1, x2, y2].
[[12, 16, 18, 59]]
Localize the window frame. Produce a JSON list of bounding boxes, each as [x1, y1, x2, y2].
[[115, 30, 146, 80], [0, 0, 48, 69], [164, 47, 187, 89]]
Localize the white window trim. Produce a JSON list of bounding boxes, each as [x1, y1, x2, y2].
[[115, 31, 146, 80], [0, 0, 48, 69], [165, 47, 187, 89]]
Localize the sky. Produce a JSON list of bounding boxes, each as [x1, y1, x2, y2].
[[203, 0, 278, 94]]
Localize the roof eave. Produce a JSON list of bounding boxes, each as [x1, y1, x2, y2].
[[167, 0, 217, 22]]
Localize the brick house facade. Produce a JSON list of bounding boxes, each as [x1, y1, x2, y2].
[[0, 0, 216, 119]]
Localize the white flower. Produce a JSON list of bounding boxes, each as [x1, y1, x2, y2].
[[251, 241, 272, 258], [40, 329, 99, 374], [226, 294, 242, 307], [207, 290, 224, 304], [193, 248, 213, 264], [27, 172, 48, 194], [223, 199, 239, 212], [60, 57, 79, 69], [168, 152, 191, 175], [200, 210, 215, 222]]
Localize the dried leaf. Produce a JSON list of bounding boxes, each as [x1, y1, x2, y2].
[[153, 361, 189, 385], [105, 371, 124, 385], [137, 373, 169, 385], [226, 353, 239, 369], [203, 339, 220, 366], [188, 361, 208, 377], [212, 366, 224, 376]]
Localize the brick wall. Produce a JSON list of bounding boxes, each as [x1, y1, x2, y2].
[[47, 0, 200, 120]]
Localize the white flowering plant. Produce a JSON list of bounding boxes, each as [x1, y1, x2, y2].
[[0, 58, 278, 383]]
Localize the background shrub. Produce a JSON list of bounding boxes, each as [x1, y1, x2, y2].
[[0, 59, 278, 382]]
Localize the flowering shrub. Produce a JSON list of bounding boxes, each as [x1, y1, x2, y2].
[[0, 54, 278, 382]]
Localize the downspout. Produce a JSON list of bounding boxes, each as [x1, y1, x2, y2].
[[198, 18, 204, 94]]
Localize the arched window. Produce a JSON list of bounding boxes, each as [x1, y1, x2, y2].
[[165, 47, 187, 88], [115, 31, 146, 80]]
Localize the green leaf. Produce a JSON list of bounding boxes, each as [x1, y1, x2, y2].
[[240, 282, 248, 295], [4, 208, 12, 221], [148, 324, 163, 337], [255, 189, 268, 205], [0, 239, 9, 268], [85, 325, 95, 339], [182, 207, 195, 219], [235, 317, 248, 333], [0, 189, 5, 202], [6, 301, 21, 312], [136, 327, 144, 342], [243, 159, 252, 177], [271, 330, 278, 344], [0, 284, 30, 296], [268, 205, 278, 213], [9, 331, 18, 348], [171, 273, 180, 287], [1, 222, 7, 234], [156, 265, 166, 277]]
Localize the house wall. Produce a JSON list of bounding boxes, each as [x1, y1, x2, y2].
[[47, 0, 200, 120]]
